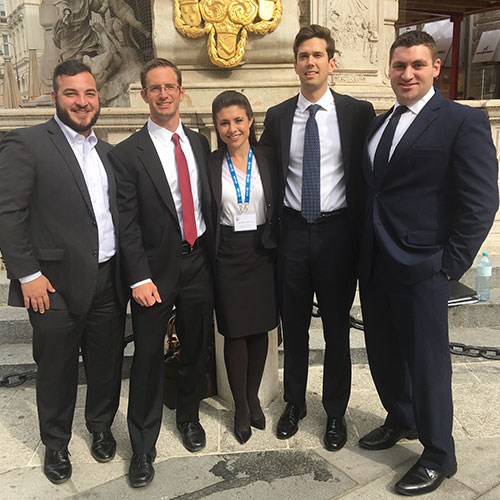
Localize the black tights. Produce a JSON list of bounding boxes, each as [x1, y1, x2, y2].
[[224, 332, 268, 430]]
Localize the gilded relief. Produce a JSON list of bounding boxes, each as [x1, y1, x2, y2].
[[174, 0, 282, 68]]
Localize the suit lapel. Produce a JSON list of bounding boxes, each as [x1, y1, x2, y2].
[[253, 146, 273, 209], [46, 118, 96, 219], [96, 141, 119, 227], [388, 94, 441, 169], [333, 91, 352, 184], [363, 109, 391, 187], [209, 148, 224, 215], [184, 125, 211, 220], [279, 96, 298, 178], [136, 125, 179, 224]]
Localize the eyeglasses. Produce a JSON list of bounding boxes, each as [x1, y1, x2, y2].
[[143, 84, 180, 95]]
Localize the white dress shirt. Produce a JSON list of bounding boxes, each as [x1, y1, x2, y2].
[[147, 118, 206, 238], [131, 119, 207, 289], [219, 154, 266, 226], [368, 87, 436, 166], [286, 89, 346, 212], [20, 115, 116, 284]]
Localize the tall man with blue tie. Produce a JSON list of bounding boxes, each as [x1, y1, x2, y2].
[[358, 31, 498, 495], [260, 25, 375, 450], [109, 58, 214, 488]]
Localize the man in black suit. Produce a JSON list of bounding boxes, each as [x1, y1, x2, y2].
[[358, 31, 498, 495], [108, 58, 214, 488], [260, 25, 375, 450], [0, 60, 126, 484]]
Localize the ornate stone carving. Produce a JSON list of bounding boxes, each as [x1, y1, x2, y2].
[[52, 0, 152, 106], [327, 0, 378, 68], [174, 0, 282, 68]]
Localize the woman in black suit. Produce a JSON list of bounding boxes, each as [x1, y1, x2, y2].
[[209, 91, 278, 444]]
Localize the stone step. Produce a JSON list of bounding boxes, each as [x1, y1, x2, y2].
[[3, 326, 496, 386], [461, 255, 500, 289], [0, 342, 134, 381], [310, 286, 500, 331], [0, 272, 8, 305], [0, 305, 134, 343]]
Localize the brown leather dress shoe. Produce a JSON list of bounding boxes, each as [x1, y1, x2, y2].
[[395, 462, 457, 496], [359, 425, 418, 450], [44, 448, 72, 484]]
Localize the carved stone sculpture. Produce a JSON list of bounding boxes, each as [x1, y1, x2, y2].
[[51, 0, 152, 106]]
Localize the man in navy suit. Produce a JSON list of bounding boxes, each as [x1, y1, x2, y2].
[[260, 25, 375, 450], [358, 30, 498, 495]]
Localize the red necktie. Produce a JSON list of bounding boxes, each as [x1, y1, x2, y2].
[[172, 133, 197, 246]]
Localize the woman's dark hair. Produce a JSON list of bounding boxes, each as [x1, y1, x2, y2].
[[211, 90, 257, 149]]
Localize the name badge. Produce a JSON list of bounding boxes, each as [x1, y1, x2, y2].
[[233, 213, 257, 232]]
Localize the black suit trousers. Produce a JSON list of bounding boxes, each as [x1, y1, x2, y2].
[[29, 259, 125, 450], [127, 245, 213, 455], [278, 209, 356, 417], [360, 248, 455, 470]]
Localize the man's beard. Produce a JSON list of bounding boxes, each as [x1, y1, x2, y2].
[[55, 99, 100, 134]]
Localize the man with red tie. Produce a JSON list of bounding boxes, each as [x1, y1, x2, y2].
[[108, 58, 215, 488]]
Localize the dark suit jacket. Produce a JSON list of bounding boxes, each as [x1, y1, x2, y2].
[[359, 90, 499, 285], [108, 123, 214, 302], [0, 118, 126, 315], [259, 89, 376, 237], [208, 145, 278, 252]]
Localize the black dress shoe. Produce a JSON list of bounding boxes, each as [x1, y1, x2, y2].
[[324, 417, 347, 451], [359, 425, 418, 450], [177, 421, 206, 452], [395, 462, 457, 496], [44, 448, 72, 484], [250, 415, 266, 430], [276, 403, 307, 440], [91, 430, 116, 463], [128, 449, 156, 488], [234, 425, 252, 444]]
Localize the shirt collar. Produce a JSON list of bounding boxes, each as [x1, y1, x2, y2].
[[147, 117, 187, 144], [297, 88, 334, 113], [54, 113, 97, 147], [395, 86, 435, 116]]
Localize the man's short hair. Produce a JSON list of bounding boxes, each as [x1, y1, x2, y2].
[[140, 58, 182, 89], [293, 24, 336, 61], [390, 30, 438, 62], [52, 59, 94, 92]]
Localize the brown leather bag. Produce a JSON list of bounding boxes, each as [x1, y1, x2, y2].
[[163, 311, 217, 409]]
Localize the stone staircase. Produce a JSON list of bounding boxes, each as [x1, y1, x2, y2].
[[0, 270, 134, 380], [1, 257, 499, 382]]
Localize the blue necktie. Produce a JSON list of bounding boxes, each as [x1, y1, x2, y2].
[[301, 104, 321, 223], [373, 105, 408, 180]]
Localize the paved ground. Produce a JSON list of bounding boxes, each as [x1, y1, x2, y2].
[[1, 342, 500, 500]]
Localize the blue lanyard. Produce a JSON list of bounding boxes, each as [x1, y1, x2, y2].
[[225, 147, 253, 213]]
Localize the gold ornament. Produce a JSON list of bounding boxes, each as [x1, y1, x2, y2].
[[174, 0, 282, 68]]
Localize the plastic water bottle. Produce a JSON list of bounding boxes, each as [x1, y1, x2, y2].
[[476, 251, 492, 302]]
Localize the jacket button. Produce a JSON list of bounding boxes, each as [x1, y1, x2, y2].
[[375, 192, 380, 198], [267, 202, 272, 207], [92, 250, 98, 257]]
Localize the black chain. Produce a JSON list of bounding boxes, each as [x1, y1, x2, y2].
[[0, 370, 37, 388], [312, 302, 500, 361]]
